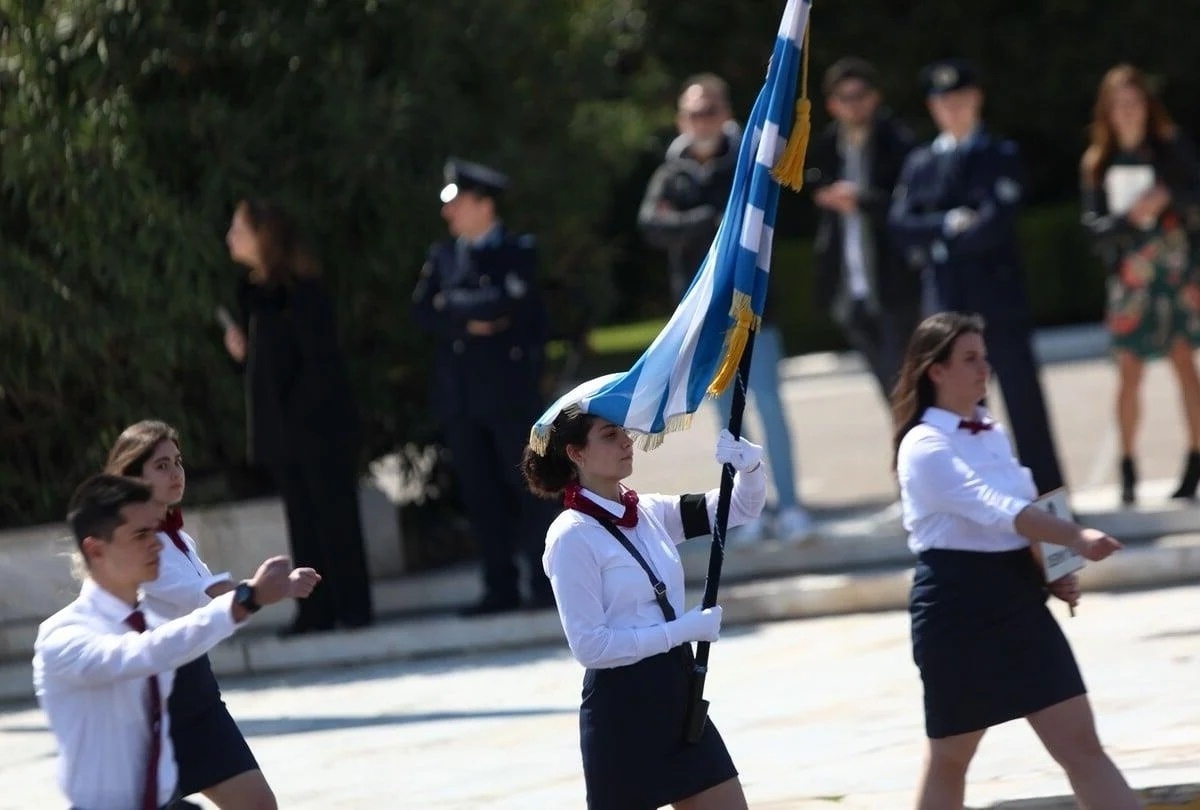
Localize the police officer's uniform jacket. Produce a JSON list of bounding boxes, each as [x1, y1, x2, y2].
[[412, 225, 548, 422], [889, 129, 1031, 317]]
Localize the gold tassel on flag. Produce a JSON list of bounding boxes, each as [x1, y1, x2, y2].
[[707, 291, 760, 396], [709, 12, 811, 395], [771, 20, 812, 191]]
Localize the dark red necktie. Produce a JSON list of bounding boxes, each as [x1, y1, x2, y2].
[[157, 508, 189, 556], [125, 610, 160, 810], [563, 481, 639, 528], [959, 419, 993, 435]]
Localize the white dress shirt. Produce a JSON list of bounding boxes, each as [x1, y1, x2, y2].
[[544, 467, 766, 670], [142, 529, 231, 621], [839, 134, 871, 301], [898, 406, 1036, 554], [33, 579, 242, 810]]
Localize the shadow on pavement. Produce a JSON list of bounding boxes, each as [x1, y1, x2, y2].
[[236, 706, 576, 737], [0, 705, 576, 740]]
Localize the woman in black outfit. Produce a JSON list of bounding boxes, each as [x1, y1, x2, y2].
[[222, 199, 373, 635]]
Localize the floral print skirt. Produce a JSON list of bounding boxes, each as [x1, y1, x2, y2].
[[1108, 223, 1200, 357]]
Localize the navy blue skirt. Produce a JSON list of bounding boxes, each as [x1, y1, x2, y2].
[[910, 548, 1086, 739], [168, 654, 259, 795], [579, 646, 737, 810]]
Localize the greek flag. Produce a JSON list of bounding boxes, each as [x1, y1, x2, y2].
[[530, 0, 811, 454]]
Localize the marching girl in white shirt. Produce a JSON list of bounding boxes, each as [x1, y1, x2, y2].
[[105, 420, 318, 810], [893, 312, 1140, 810], [521, 394, 766, 810]]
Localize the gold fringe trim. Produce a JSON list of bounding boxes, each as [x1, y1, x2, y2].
[[770, 19, 812, 192], [530, 412, 695, 456], [634, 412, 694, 453], [529, 425, 550, 456], [707, 291, 757, 397]]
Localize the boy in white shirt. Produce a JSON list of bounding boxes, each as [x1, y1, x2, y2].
[[33, 474, 318, 810]]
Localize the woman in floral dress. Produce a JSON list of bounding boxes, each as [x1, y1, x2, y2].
[[1081, 64, 1200, 504]]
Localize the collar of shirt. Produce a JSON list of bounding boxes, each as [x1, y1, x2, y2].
[[457, 221, 503, 251], [837, 123, 871, 152], [141, 529, 231, 622], [932, 128, 980, 154], [581, 486, 629, 518], [78, 578, 139, 624], [921, 405, 992, 433]]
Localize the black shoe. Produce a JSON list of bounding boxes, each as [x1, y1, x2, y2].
[[459, 595, 522, 618], [1120, 456, 1137, 506], [1170, 450, 1200, 500]]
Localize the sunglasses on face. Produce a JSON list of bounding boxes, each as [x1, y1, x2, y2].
[[683, 106, 720, 120]]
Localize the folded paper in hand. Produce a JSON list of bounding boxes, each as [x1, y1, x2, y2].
[[1028, 488, 1086, 583]]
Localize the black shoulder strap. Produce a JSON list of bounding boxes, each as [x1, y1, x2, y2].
[[678, 493, 711, 539], [594, 520, 677, 622]]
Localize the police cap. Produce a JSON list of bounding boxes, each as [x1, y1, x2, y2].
[[440, 158, 510, 204], [920, 58, 981, 97]]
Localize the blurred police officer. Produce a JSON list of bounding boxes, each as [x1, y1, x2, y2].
[[888, 59, 1065, 494], [412, 159, 557, 616]]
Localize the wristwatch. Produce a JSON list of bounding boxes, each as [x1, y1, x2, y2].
[[233, 581, 261, 614]]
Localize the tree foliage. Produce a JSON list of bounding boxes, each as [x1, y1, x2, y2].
[[0, 0, 662, 525]]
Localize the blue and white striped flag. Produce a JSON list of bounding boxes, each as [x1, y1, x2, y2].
[[530, 0, 811, 454]]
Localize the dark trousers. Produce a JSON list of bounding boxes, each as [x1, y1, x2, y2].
[[984, 319, 1065, 494], [275, 447, 374, 628], [840, 300, 919, 402], [443, 414, 557, 602]]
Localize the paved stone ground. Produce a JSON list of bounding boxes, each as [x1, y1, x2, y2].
[[3, 585, 1196, 809]]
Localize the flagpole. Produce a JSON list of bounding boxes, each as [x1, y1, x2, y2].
[[684, 325, 757, 744]]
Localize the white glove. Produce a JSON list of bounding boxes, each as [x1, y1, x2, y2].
[[715, 429, 764, 472], [944, 206, 979, 237], [665, 605, 723, 646]]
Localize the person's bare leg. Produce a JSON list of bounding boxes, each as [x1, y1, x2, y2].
[[1166, 337, 1200, 450], [1114, 349, 1144, 458], [201, 769, 278, 810], [1026, 695, 1140, 810], [672, 776, 748, 810], [914, 730, 985, 810]]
